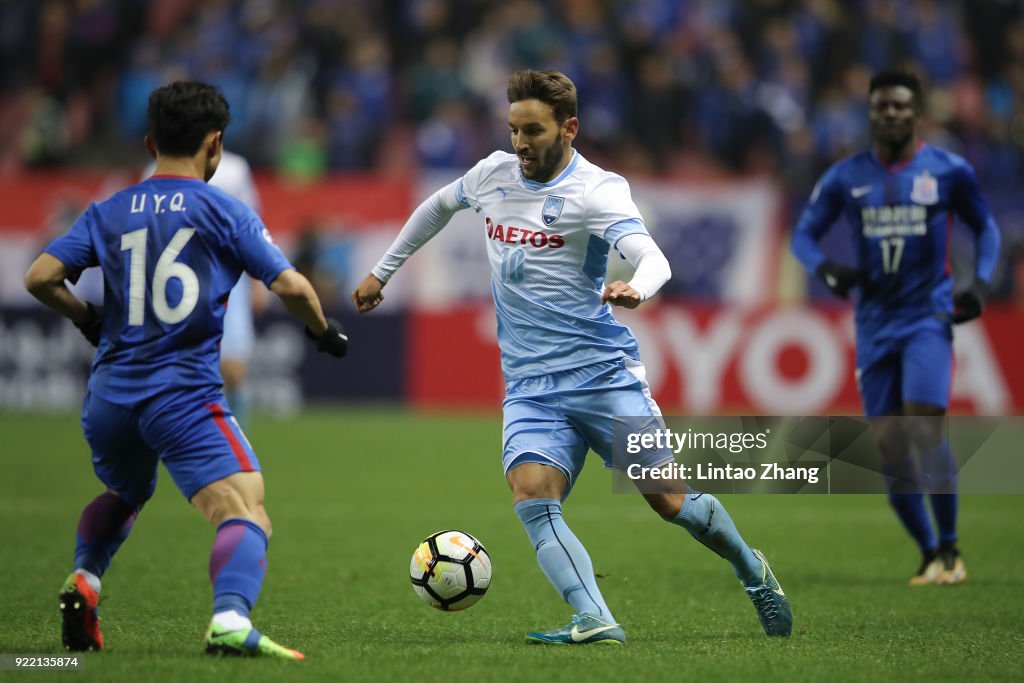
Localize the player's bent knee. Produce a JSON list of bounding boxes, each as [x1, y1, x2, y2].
[[511, 480, 563, 504], [644, 492, 684, 521], [192, 480, 259, 528], [255, 505, 272, 539], [109, 487, 153, 509], [507, 462, 568, 503]]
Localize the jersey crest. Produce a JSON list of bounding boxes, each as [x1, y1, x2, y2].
[[910, 171, 938, 205], [542, 195, 565, 225]]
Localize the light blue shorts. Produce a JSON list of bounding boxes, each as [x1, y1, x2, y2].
[[221, 277, 255, 361], [502, 357, 671, 492]]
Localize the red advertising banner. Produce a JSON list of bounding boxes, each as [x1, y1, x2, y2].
[[0, 171, 413, 235], [407, 304, 1024, 415]]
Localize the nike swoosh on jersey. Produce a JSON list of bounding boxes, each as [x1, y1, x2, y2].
[[570, 624, 618, 642], [851, 185, 872, 198]]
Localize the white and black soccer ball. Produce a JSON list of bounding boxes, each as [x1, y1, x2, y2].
[[410, 530, 492, 611]]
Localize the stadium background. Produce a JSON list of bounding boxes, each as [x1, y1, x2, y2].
[[2, 0, 1023, 415], [2, 2, 1024, 680]]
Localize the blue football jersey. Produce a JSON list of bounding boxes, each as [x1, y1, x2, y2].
[[44, 176, 293, 403], [791, 143, 1000, 336]]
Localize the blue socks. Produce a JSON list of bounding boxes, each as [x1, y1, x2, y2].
[[670, 490, 763, 587], [883, 441, 960, 553], [924, 440, 958, 546], [209, 518, 268, 617], [888, 494, 936, 553], [514, 498, 614, 621], [74, 491, 139, 578]]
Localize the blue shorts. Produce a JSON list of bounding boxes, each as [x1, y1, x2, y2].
[[502, 357, 671, 493], [81, 388, 260, 505], [221, 278, 254, 362], [856, 319, 953, 417]]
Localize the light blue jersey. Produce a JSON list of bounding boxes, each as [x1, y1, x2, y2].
[[456, 151, 650, 380]]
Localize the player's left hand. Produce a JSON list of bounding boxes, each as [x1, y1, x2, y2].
[[306, 318, 349, 357], [952, 281, 989, 324], [74, 302, 103, 347], [601, 281, 643, 309]]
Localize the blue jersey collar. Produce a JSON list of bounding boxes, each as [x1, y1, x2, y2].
[[871, 140, 927, 173], [518, 150, 578, 190]]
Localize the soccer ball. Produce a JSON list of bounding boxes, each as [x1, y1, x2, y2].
[[410, 530, 492, 611]]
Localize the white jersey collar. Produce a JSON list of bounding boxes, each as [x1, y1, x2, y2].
[[518, 149, 579, 190]]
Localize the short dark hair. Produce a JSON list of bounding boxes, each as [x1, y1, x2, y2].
[[507, 70, 577, 124], [869, 70, 923, 107], [147, 81, 231, 157]]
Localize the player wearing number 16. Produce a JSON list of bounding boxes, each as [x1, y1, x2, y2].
[[24, 81, 346, 659], [790, 70, 1001, 585]]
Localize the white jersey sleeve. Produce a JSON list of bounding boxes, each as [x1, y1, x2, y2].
[[616, 233, 671, 300], [371, 180, 465, 283], [585, 173, 649, 246]]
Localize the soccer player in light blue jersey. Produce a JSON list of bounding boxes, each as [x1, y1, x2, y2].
[[354, 70, 792, 642], [791, 70, 1001, 585], [24, 81, 348, 658]]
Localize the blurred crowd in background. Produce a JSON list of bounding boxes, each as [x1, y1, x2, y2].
[[2, 0, 1023, 192]]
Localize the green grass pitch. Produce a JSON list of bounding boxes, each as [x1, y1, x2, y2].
[[1, 408, 1022, 682]]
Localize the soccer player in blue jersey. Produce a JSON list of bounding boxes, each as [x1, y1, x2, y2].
[[24, 81, 348, 658], [146, 150, 265, 428], [354, 70, 792, 642], [212, 153, 265, 430], [791, 70, 1001, 585]]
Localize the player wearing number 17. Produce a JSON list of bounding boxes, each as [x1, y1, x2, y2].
[[24, 81, 347, 659], [790, 70, 1001, 584]]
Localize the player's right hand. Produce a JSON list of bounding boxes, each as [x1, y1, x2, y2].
[[815, 261, 862, 299], [75, 302, 103, 347], [306, 318, 349, 357], [352, 274, 385, 313]]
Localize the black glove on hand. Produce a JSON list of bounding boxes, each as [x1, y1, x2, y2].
[[815, 260, 862, 299], [952, 281, 989, 324], [75, 302, 102, 347], [306, 318, 348, 358]]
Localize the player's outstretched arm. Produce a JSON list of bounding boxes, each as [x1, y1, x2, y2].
[[270, 269, 347, 357], [354, 180, 467, 313], [352, 274, 385, 313], [24, 253, 102, 345]]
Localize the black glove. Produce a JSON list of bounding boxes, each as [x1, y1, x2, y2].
[[75, 302, 102, 347], [306, 318, 348, 358], [952, 281, 989, 324], [815, 260, 863, 299]]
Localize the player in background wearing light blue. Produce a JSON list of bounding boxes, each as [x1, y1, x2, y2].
[[791, 70, 1001, 585], [146, 150, 264, 428], [354, 70, 792, 642], [24, 81, 348, 658]]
